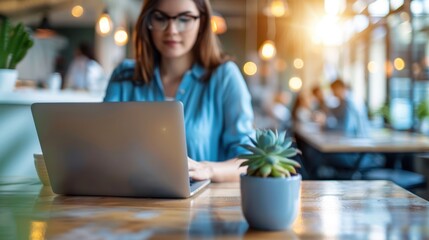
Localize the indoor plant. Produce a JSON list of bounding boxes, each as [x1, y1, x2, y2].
[[238, 129, 301, 231], [370, 103, 391, 128], [417, 100, 429, 134], [0, 17, 34, 91]]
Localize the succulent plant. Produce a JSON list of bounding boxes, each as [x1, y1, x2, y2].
[[238, 129, 300, 178], [0, 17, 34, 69]]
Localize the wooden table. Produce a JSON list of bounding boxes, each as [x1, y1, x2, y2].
[[294, 123, 429, 153], [0, 178, 428, 239], [294, 123, 429, 184]]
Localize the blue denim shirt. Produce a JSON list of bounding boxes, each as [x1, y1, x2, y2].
[[104, 60, 254, 162]]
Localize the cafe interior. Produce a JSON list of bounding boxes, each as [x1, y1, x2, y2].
[[1, 0, 429, 239]]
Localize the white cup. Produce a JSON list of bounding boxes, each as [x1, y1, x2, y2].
[[47, 72, 62, 91]]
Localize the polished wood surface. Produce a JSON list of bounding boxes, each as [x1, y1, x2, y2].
[[0, 178, 428, 239], [295, 123, 429, 153]]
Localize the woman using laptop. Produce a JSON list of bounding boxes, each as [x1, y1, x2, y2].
[[104, 0, 254, 182]]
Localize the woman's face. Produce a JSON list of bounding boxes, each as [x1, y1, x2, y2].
[[149, 0, 200, 60]]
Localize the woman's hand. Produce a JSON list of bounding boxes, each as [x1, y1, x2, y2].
[[188, 157, 247, 182], [188, 158, 214, 181]]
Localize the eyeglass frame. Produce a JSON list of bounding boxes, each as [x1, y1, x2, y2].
[[147, 10, 201, 32]]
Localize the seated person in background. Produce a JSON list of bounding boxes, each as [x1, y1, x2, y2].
[[292, 93, 313, 124], [311, 86, 330, 115], [300, 79, 383, 179], [65, 42, 106, 92], [103, 0, 255, 182], [325, 79, 369, 137]]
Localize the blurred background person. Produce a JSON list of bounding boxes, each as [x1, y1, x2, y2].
[[291, 92, 313, 124], [311, 85, 329, 114], [65, 42, 106, 92], [325, 78, 369, 137]]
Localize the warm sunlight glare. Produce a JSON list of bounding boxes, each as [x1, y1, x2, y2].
[[311, 16, 343, 46], [325, 0, 346, 15]]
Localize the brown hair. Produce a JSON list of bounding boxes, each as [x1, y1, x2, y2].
[[133, 0, 227, 84], [330, 78, 347, 89]]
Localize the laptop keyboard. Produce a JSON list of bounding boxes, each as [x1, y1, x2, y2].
[[189, 178, 196, 186]]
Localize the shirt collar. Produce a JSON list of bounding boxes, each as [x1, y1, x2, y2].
[[154, 63, 206, 81], [189, 63, 205, 80]]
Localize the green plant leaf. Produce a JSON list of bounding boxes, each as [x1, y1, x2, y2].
[[248, 135, 258, 147], [0, 18, 10, 68], [266, 155, 278, 165], [239, 144, 266, 155], [267, 130, 276, 145], [277, 157, 301, 167], [240, 158, 263, 168], [282, 164, 297, 174], [271, 168, 285, 178], [247, 167, 257, 176], [280, 148, 297, 158], [278, 131, 286, 145], [259, 164, 272, 177], [282, 140, 293, 150], [237, 154, 262, 160], [248, 159, 266, 171]]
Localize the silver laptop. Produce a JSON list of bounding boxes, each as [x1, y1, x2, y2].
[[31, 102, 210, 198]]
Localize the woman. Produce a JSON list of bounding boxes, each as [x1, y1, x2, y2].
[[104, 0, 254, 182], [66, 42, 106, 92]]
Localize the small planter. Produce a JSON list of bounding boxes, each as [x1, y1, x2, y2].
[[240, 174, 301, 231], [420, 117, 429, 135], [0, 69, 17, 92]]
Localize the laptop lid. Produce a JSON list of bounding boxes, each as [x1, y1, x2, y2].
[[31, 102, 209, 198]]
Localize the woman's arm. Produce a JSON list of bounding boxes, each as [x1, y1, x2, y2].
[[188, 158, 246, 182], [188, 62, 254, 183]]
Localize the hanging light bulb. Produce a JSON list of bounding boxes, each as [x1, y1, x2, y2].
[[96, 9, 113, 36], [270, 0, 287, 17], [71, 5, 84, 18], [211, 15, 227, 34], [114, 27, 129, 46], [259, 40, 276, 61]]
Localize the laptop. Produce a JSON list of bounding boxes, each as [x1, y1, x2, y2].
[[31, 101, 210, 198]]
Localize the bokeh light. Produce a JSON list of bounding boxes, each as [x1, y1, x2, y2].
[[243, 61, 258, 76]]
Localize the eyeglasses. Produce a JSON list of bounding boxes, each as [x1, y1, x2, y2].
[[148, 10, 200, 32]]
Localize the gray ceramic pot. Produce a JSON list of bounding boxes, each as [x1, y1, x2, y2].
[[240, 174, 301, 231]]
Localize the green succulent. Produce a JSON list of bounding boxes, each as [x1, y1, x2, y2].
[[372, 104, 391, 125], [417, 100, 429, 121], [0, 17, 34, 69], [238, 129, 300, 178]]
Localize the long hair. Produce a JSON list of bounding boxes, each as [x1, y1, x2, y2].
[[133, 0, 226, 83]]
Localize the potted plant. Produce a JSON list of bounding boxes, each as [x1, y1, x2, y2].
[[0, 17, 34, 91], [370, 104, 391, 128], [239, 129, 301, 231], [417, 100, 429, 134]]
